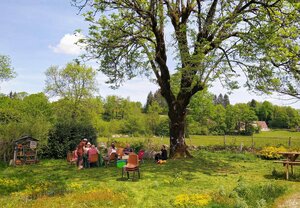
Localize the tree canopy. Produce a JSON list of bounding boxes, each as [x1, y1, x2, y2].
[[45, 62, 98, 120]]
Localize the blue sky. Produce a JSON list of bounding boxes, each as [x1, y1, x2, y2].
[[0, 0, 299, 108]]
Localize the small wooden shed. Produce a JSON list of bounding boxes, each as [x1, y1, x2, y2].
[[13, 136, 39, 165]]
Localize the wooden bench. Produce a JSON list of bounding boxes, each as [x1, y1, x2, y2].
[[273, 160, 300, 180]]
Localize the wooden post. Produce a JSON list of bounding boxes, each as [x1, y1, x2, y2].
[[288, 137, 291, 148], [223, 135, 226, 146], [3, 152, 6, 163], [240, 142, 243, 152], [251, 135, 254, 148], [285, 163, 289, 180]]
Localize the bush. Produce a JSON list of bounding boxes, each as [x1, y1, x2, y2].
[[42, 121, 97, 159], [212, 179, 287, 208], [259, 146, 287, 160], [232, 180, 287, 207], [130, 141, 145, 153]]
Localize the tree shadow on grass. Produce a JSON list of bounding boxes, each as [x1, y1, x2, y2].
[[141, 154, 234, 180], [264, 173, 300, 182]]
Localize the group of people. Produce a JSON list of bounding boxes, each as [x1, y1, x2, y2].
[[104, 142, 134, 160], [76, 138, 99, 169], [73, 138, 168, 169]]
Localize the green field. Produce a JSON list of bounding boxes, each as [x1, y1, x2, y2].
[[99, 130, 300, 149], [1, 150, 299, 207]]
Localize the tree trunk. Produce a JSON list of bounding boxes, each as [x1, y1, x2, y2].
[[168, 105, 192, 158]]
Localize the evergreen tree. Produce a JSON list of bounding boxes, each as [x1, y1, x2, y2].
[[223, 94, 230, 107], [144, 91, 154, 113], [213, 95, 218, 105], [217, 94, 224, 106], [153, 89, 168, 114], [249, 99, 257, 109]]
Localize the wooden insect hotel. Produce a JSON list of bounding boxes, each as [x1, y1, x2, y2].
[[13, 136, 38, 165]]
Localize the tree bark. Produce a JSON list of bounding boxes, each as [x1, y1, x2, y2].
[[168, 103, 193, 158]]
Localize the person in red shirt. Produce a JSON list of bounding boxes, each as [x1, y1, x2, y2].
[[76, 138, 87, 169]]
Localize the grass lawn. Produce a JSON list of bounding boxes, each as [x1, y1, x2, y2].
[[1, 150, 299, 207], [98, 130, 300, 149]]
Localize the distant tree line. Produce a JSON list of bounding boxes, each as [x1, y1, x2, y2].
[[1, 89, 299, 161], [145, 90, 300, 136]]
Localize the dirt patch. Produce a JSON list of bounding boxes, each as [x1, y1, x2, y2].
[[277, 193, 300, 208]]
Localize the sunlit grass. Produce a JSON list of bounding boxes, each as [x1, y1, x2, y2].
[[1, 150, 300, 207]]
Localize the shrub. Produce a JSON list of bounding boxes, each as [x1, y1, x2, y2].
[[259, 146, 287, 160], [42, 121, 97, 159], [130, 141, 145, 153], [212, 180, 287, 208], [232, 180, 287, 207]]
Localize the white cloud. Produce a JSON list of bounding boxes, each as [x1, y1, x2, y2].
[[49, 33, 85, 55]]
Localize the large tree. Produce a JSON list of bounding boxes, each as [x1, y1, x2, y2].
[[73, 0, 300, 157]]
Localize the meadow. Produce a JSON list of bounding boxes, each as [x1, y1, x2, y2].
[[98, 130, 300, 149], [1, 150, 299, 208]]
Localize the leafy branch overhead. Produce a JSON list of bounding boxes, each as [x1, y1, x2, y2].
[[73, 0, 300, 101]]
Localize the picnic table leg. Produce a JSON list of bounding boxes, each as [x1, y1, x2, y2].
[[285, 163, 289, 180]]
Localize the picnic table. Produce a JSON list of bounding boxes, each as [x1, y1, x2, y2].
[[274, 152, 300, 180]]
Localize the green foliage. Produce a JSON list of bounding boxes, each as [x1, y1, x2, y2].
[[45, 62, 98, 121], [257, 101, 273, 124], [121, 113, 146, 136], [45, 62, 98, 99], [42, 121, 97, 159], [0, 54, 15, 82], [144, 90, 168, 114], [0, 93, 53, 162], [212, 178, 287, 208], [232, 180, 287, 207], [155, 116, 170, 136], [129, 140, 145, 153]]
